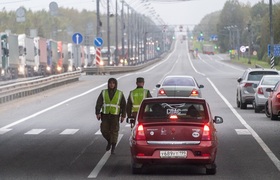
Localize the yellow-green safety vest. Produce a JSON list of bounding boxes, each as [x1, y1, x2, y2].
[[102, 89, 123, 115], [130, 88, 148, 112]]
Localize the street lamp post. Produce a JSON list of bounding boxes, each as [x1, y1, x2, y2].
[[247, 22, 251, 64]]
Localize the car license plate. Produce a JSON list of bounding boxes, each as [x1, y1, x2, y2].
[[160, 151, 187, 158]]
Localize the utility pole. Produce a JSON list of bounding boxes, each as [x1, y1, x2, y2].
[[248, 22, 251, 64], [107, 0, 111, 65], [121, 0, 125, 66], [96, 0, 101, 37], [269, 0, 274, 68], [127, 5, 130, 64], [115, 0, 118, 65]]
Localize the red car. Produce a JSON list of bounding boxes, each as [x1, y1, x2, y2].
[[129, 97, 223, 174], [265, 80, 280, 120]]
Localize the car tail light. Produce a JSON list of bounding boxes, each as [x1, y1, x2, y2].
[[201, 124, 211, 141], [277, 93, 280, 100], [136, 124, 146, 140], [158, 88, 166, 96], [243, 83, 253, 87], [191, 89, 199, 96], [257, 87, 264, 95]]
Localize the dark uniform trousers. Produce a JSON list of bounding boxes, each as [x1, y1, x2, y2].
[[100, 117, 120, 144]]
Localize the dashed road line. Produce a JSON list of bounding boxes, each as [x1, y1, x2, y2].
[[25, 129, 45, 135]]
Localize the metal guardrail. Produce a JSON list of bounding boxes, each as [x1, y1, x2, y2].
[[84, 57, 163, 75], [0, 71, 81, 104]]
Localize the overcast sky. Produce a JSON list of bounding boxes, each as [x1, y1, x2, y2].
[[1, 0, 269, 27]]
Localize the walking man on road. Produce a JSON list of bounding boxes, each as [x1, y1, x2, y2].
[[95, 77, 126, 154], [126, 77, 152, 127]]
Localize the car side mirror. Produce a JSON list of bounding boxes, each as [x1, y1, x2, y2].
[[156, 84, 161, 88], [214, 116, 223, 124], [266, 88, 273, 92], [199, 85, 204, 88], [237, 78, 242, 83]]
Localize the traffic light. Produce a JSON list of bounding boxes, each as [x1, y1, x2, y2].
[[200, 31, 203, 36], [156, 46, 160, 51]]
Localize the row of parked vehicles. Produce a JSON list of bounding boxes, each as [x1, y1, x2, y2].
[[0, 32, 96, 80], [236, 67, 280, 120]]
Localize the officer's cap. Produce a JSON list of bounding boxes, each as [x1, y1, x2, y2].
[[136, 77, 144, 83]]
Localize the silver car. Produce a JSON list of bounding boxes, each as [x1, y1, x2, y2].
[[156, 75, 204, 97], [253, 75, 280, 113], [236, 68, 280, 109]]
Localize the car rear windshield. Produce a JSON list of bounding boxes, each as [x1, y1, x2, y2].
[[261, 77, 280, 85], [139, 101, 208, 123], [248, 71, 279, 81], [162, 77, 195, 86]]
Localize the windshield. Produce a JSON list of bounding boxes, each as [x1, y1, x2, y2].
[[162, 77, 195, 86], [139, 101, 208, 123], [248, 71, 279, 81]]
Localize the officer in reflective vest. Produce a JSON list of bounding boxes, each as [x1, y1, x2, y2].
[[95, 78, 126, 154], [126, 77, 152, 127]]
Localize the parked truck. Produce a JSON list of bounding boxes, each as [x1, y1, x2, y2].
[[68, 43, 81, 70], [57, 41, 64, 73], [18, 34, 37, 77], [202, 44, 214, 55], [1, 33, 20, 80], [62, 42, 69, 72], [47, 39, 58, 74], [34, 37, 49, 76]]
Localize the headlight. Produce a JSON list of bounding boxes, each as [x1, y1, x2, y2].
[[18, 66, 24, 74], [57, 66, 62, 72], [46, 66, 51, 71], [1, 69, 4, 76]]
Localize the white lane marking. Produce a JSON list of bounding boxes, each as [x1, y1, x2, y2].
[[0, 129, 12, 134], [0, 83, 105, 129], [125, 124, 131, 127], [216, 55, 224, 60], [207, 77, 280, 171], [235, 129, 251, 135], [60, 129, 79, 135], [186, 47, 205, 76], [214, 59, 244, 71], [88, 134, 123, 178], [25, 129, 45, 135]]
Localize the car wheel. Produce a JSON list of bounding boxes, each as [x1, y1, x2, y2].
[[132, 166, 142, 174], [131, 160, 143, 174], [239, 95, 247, 109], [236, 92, 240, 108], [206, 167, 216, 175], [254, 101, 261, 113], [265, 101, 270, 118], [270, 105, 278, 120]]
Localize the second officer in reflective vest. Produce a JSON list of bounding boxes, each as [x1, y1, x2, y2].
[[95, 78, 126, 154], [126, 77, 152, 126]]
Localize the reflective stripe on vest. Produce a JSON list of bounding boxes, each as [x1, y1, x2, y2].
[[102, 89, 123, 115], [130, 89, 147, 112]]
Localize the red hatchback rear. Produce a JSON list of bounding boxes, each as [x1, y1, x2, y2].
[[129, 97, 223, 175]]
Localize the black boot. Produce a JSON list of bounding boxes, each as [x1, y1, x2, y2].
[[106, 141, 111, 151], [111, 143, 116, 155]]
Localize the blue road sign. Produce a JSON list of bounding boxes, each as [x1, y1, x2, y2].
[[72, 32, 83, 44], [274, 44, 280, 57], [94, 37, 103, 47]]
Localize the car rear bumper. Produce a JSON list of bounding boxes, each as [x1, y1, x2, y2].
[[130, 141, 217, 165], [242, 94, 254, 104]]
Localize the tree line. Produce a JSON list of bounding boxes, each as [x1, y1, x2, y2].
[[193, 0, 280, 64]]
